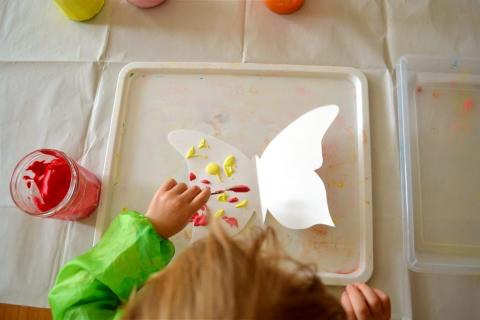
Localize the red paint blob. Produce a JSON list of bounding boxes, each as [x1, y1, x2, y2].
[[24, 158, 72, 211], [464, 98, 474, 111], [228, 197, 239, 203], [415, 86, 422, 94], [222, 216, 238, 228], [200, 179, 211, 185], [227, 185, 250, 193], [189, 171, 197, 181], [190, 212, 199, 222], [192, 213, 208, 226]]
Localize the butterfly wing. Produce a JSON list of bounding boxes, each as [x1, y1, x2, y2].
[[168, 130, 259, 241], [257, 105, 339, 229]]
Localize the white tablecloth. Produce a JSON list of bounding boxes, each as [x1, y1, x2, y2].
[[1, 1, 479, 319]]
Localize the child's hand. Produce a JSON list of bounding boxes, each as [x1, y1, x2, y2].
[[145, 178, 210, 239], [341, 283, 391, 320]]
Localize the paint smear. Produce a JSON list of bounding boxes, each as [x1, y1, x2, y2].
[[201, 179, 211, 185], [222, 216, 238, 228], [198, 137, 209, 149], [228, 197, 239, 203], [189, 172, 197, 181], [235, 200, 248, 208], [463, 98, 474, 111], [205, 162, 222, 181], [415, 85, 422, 94], [227, 185, 250, 193], [217, 193, 228, 202], [185, 146, 197, 159], [295, 86, 310, 96], [192, 213, 208, 226], [335, 266, 359, 275], [223, 155, 236, 177], [214, 209, 225, 218]]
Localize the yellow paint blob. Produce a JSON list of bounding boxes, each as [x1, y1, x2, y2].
[[205, 162, 222, 181], [185, 146, 197, 159], [217, 192, 229, 202], [214, 209, 225, 218], [223, 155, 236, 177], [235, 200, 248, 208], [198, 137, 209, 149]]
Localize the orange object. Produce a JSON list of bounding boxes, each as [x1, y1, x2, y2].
[[263, 0, 305, 14]]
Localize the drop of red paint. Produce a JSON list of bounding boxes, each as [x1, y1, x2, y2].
[[228, 197, 239, 203], [200, 179, 211, 185], [189, 172, 197, 181]]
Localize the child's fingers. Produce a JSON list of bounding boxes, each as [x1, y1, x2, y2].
[[346, 284, 371, 320], [190, 188, 211, 211], [180, 185, 202, 203], [355, 283, 383, 318], [170, 182, 188, 194], [373, 288, 391, 318], [159, 178, 177, 192], [340, 291, 356, 320]]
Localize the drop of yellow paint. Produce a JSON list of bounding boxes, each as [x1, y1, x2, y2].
[[198, 137, 209, 149], [185, 146, 197, 159], [214, 209, 225, 218], [205, 162, 222, 181], [217, 192, 228, 202], [235, 200, 248, 208], [223, 155, 236, 177]]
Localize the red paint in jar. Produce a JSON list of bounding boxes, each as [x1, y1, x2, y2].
[[10, 149, 101, 220]]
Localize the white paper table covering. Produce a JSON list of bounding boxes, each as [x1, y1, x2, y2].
[[1, 0, 479, 319]]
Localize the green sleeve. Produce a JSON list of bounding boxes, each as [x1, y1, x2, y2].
[[48, 211, 175, 320]]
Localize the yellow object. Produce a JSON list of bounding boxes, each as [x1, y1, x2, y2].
[[217, 193, 228, 202], [185, 146, 197, 159], [198, 137, 209, 149], [205, 162, 222, 181], [235, 200, 248, 208], [54, 0, 104, 22], [214, 209, 225, 218], [223, 155, 236, 177]]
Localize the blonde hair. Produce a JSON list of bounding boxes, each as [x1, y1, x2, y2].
[[123, 224, 345, 319]]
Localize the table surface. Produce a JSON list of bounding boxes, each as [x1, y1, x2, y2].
[[1, 1, 480, 319]]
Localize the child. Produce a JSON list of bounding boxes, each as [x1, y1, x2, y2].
[[49, 179, 390, 320]]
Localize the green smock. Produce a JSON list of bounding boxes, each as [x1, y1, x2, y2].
[[48, 211, 175, 319]]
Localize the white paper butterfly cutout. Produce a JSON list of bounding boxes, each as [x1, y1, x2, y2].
[[168, 105, 339, 241]]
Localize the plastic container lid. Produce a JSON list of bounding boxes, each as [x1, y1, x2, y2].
[[396, 55, 480, 275]]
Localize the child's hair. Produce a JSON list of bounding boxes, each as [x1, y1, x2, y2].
[[122, 223, 346, 319]]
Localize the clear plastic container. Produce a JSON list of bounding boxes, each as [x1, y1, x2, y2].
[[396, 55, 480, 274], [10, 149, 101, 220]]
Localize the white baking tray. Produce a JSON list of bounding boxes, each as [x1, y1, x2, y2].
[[95, 62, 372, 286]]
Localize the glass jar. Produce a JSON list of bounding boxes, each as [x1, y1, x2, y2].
[[10, 149, 101, 220]]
